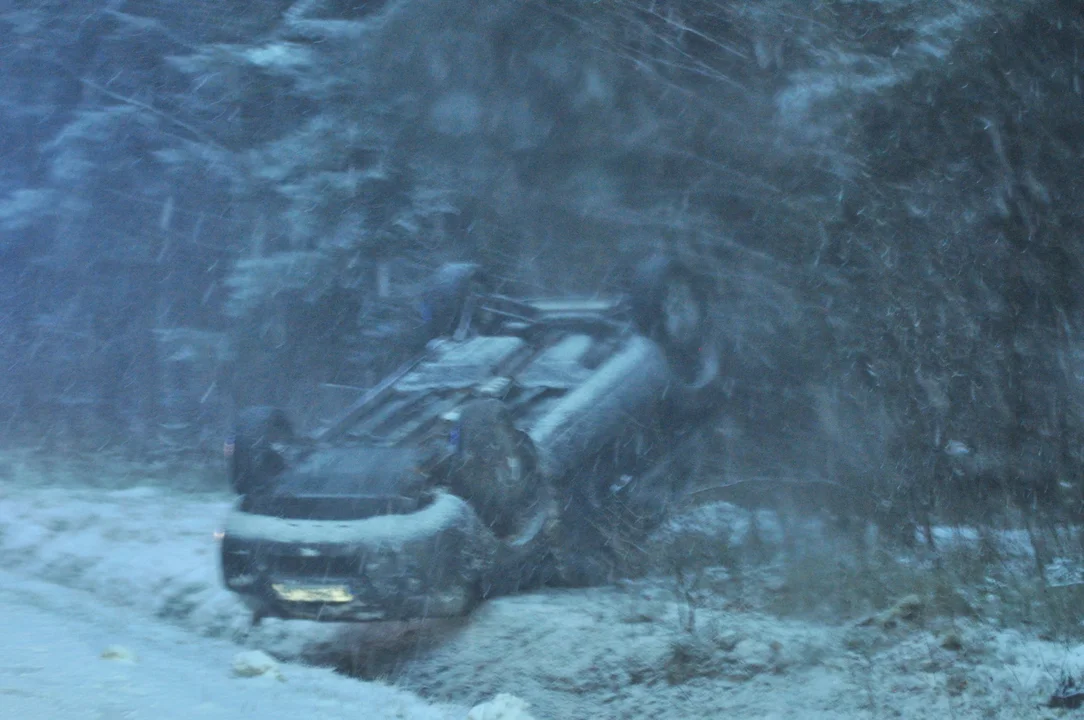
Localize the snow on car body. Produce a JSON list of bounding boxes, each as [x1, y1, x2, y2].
[[219, 258, 721, 623]]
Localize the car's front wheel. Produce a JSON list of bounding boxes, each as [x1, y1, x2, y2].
[[451, 399, 557, 597]]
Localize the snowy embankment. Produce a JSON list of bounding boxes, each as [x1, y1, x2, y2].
[[0, 477, 293, 645], [0, 450, 1080, 719]]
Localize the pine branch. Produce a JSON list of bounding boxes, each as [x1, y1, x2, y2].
[[75, 74, 233, 158]]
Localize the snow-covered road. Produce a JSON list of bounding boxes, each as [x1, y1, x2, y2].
[[0, 570, 467, 720]]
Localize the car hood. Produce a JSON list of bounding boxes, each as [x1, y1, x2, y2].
[[240, 446, 429, 521]]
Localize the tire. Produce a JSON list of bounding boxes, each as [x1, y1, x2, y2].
[[228, 406, 294, 495], [419, 262, 488, 340], [453, 399, 536, 533], [452, 399, 556, 597], [630, 255, 721, 408]]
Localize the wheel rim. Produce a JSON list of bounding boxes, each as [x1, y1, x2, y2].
[[499, 453, 522, 486]]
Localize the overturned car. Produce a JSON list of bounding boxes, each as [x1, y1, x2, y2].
[[219, 257, 723, 623]]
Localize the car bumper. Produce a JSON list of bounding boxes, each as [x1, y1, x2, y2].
[[220, 492, 491, 622]]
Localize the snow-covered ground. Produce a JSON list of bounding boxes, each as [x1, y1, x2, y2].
[[0, 449, 1078, 719], [0, 570, 468, 720]]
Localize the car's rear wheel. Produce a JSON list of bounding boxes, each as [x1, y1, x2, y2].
[[228, 406, 294, 495], [631, 255, 721, 407], [420, 263, 492, 340]]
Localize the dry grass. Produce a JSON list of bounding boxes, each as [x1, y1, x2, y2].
[[650, 501, 1084, 642]]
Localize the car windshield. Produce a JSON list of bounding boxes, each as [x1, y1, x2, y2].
[[3, 2, 1083, 718]]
